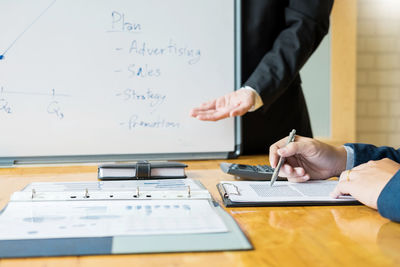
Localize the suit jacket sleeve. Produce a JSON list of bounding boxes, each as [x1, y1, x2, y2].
[[344, 143, 400, 166], [245, 0, 334, 109], [377, 171, 400, 222], [345, 143, 400, 222]]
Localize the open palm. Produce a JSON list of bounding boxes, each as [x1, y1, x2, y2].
[[190, 89, 255, 121]]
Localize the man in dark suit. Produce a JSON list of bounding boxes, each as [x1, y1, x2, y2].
[[190, 0, 334, 154]]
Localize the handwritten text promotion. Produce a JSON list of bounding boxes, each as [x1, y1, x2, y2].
[[109, 10, 202, 131]]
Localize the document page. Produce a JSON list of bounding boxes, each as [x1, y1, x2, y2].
[[0, 199, 227, 240], [221, 180, 355, 203], [22, 179, 202, 193]]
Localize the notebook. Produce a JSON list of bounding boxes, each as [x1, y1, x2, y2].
[[98, 161, 187, 180]]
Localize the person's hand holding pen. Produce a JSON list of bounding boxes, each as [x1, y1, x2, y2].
[[270, 129, 296, 186], [269, 135, 347, 182], [269, 135, 400, 211]]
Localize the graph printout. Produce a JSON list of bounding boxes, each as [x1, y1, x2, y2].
[[0, 199, 228, 240]]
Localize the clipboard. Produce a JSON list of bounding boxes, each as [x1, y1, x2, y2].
[[0, 179, 252, 258], [217, 180, 361, 207]]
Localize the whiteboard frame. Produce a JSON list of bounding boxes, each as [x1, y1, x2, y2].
[[0, 0, 241, 167]]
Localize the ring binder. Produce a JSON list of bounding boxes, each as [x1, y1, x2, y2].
[[134, 186, 140, 198], [12, 179, 217, 201], [0, 179, 253, 258]]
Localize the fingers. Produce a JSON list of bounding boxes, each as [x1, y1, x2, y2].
[[278, 141, 310, 158], [278, 164, 310, 183], [269, 137, 309, 168], [190, 98, 230, 121], [190, 100, 217, 115], [331, 170, 353, 198], [287, 176, 310, 183], [269, 138, 290, 167], [191, 100, 250, 121], [215, 96, 228, 110], [269, 144, 279, 168], [192, 109, 231, 121], [330, 182, 352, 199], [338, 170, 350, 182], [191, 89, 254, 121]]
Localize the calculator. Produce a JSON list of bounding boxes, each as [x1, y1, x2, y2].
[[220, 162, 283, 181]]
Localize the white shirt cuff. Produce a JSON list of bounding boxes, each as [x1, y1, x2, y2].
[[343, 145, 355, 170], [242, 86, 264, 112]]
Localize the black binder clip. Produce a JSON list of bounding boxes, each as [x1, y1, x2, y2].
[[135, 160, 151, 180], [221, 183, 241, 198]]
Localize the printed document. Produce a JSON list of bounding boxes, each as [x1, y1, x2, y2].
[[221, 180, 355, 203], [22, 179, 202, 193], [0, 199, 227, 240]]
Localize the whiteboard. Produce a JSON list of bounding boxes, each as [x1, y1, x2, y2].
[[0, 0, 239, 164]]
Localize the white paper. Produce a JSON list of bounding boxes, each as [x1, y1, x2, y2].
[[22, 179, 202, 193], [222, 180, 355, 203], [0, 199, 227, 240]]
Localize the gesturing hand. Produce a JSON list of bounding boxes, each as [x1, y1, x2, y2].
[[269, 136, 347, 182], [331, 158, 400, 209], [189, 89, 255, 121]]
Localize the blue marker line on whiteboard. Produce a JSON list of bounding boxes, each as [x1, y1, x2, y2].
[[0, 0, 57, 60]]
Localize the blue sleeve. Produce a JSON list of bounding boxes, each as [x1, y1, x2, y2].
[[377, 171, 400, 222], [344, 143, 400, 167]]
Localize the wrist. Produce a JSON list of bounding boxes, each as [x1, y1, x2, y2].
[[242, 86, 263, 111], [333, 146, 347, 176]]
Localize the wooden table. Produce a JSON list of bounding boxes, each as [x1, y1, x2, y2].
[[0, 155, 399, 267]]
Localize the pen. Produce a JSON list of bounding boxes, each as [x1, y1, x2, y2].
[[270, 129, 296, 187]]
